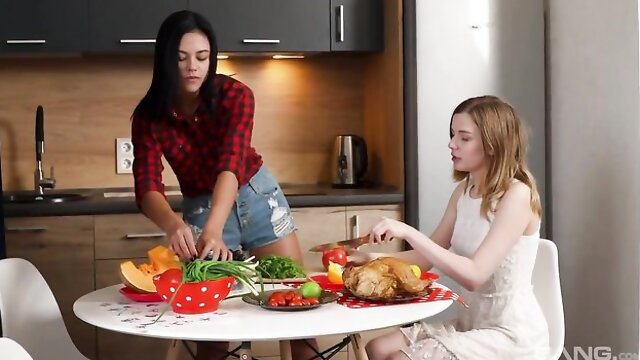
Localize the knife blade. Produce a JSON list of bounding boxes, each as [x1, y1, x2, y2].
[[308, 234, 370, 252]]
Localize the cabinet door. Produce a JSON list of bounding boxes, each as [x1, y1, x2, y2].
[[88, 0, 188, 52], [345, 204, 404, 253], [0, 0, 88, 53], [290, 206, 347, 272], [5, 216, 96, 359], [189, 0, 330, 52], [330, 0, 383, 51], [95, 213, 172, 259]]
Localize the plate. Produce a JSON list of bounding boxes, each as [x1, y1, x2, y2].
[[308, 274, 344, 292], [119, 287, 163, 302], [242, 289, 339, 311], [260, 277, 308, 284], [345, 287, 434, 303]]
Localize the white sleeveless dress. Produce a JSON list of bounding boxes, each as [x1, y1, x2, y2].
[[407, 187, 550, 359]]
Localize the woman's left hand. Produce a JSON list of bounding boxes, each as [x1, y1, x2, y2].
[[369, 217, 416, 244], [196, 230, 233, 261]]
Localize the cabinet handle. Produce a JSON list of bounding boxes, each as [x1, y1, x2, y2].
[[6, 226, 48, 232], [124, 232, 166, 240], [119, 39, 156, 44], [337, 5, 345, 42], [351, 215, 360, 238], [242, 39, 280, 44], [6, 40, 46, 44]]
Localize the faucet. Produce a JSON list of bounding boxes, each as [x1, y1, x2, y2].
[[34, 105, 55, 195]]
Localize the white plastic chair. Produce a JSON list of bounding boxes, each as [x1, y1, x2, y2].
[[0, 337, 35, 360], [0, 258, 88, 360], [532, 239, 565, 359]]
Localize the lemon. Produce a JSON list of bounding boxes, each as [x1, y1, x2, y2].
[[410, 265, 421, 278], [327, 262, 344, 284]]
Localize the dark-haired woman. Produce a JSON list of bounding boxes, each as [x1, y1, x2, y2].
[[131, 10, 316, 360]]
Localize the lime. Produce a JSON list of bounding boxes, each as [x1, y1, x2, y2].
[[299, 281, 323, 299]]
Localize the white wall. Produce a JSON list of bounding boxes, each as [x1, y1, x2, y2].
[[548, 0, 640, 354], [417, 0, 546, 235]]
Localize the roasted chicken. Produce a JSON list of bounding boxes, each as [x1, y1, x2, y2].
[[343, 257, 433, 299]]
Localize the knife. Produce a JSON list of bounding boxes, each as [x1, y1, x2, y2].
[[308, 234, 371, 252]]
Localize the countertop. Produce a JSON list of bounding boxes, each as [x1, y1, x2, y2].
[[3, 184, 403, 217]]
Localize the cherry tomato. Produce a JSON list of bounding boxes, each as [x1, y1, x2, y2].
[[284, 291, 296, 301], [308, 297, 320, 305], [289, 300, 304, 306], [268, 299, 279, 307]]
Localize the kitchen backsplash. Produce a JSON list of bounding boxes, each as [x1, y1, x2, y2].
[[0, 55, 367, 191]]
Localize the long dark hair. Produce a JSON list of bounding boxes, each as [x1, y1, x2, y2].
[[132, 10, 218, 121]]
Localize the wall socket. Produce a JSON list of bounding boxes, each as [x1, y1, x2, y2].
[[115, 138, 134, 174]]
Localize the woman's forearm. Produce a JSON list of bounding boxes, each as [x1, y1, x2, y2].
[[141, 191, 184, 233], [203, 171, 238, 235], [405, 228, 482, 291]]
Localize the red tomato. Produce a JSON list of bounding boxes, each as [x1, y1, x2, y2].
[[322, 247, 348, 269], [284, 291, 296, 301], [268, 299, 279, 307], [308, 297, 320, 305], [289, 300, 304, 307]]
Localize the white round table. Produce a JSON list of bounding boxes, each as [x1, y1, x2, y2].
[[74, 284, 453, 360]]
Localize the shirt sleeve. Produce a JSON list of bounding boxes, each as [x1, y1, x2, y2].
[[131, 115, 165, 209], [214, 82, 255, 185]]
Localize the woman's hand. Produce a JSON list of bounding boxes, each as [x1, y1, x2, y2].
[[196, 229, 233, 261], [167, 220, 198, 260], [369, 217, 417, 244]]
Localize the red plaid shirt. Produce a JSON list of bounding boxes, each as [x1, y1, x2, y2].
[[132, 74, 263, 208]]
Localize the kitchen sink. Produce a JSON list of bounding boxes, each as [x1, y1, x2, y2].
[[4, 192, 87, 204]]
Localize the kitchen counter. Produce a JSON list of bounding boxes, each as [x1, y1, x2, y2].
[[3, 184, 403, 217]]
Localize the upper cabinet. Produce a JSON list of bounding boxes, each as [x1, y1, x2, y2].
[[0, 0, 88, 53], [0, 0, 383, 54], [330, 0, 383, 52], [88, 0, 187, 53], [189, 0, 330, 52]]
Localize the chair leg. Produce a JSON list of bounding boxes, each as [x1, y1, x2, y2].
[[279, 340, 293, 360], [165, 339, 182, 360], [349, 334, 369, 360]]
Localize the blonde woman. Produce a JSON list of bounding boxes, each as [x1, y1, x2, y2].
[[354, 96, 550, 360]]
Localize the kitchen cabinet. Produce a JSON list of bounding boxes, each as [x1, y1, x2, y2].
[[345, 204, 404, 253], [87, 0, 187, 52], [291, 206, 347, 272], [0, 0, 88, 53], [189, 0, 330, 52], [330, 0, 384, 52], [94, 213, 188, 360], [4, 216, 96, 359]]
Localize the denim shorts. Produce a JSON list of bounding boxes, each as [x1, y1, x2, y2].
[[182, 165, 296, 252]]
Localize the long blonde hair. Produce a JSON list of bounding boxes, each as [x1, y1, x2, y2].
[[451, 96, 542, 218]]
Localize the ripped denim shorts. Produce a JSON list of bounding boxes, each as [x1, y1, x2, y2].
[[182, 165, 297, 252]]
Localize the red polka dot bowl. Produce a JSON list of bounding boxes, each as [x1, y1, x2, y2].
[[153, 269, 235, 314]]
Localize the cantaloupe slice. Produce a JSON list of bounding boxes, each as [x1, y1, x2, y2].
[[118, 246, 181, 293], [119, 261, 156, 293]]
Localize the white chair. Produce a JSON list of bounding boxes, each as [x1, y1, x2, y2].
[[0, 258, 88, 360], [532, 239, 565, 359], [0, 337, 35, 360]]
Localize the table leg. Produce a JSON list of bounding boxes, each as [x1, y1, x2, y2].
[[279, 340, 293, 360], [349, 333, 369, 360], [237, 341, 252, 360], [165, 339, 181, 360]]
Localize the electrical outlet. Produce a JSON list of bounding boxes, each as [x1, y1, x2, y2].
[[115, 138, 134, 174]]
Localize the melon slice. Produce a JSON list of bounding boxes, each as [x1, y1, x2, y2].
[[118, 246, 181, 293]]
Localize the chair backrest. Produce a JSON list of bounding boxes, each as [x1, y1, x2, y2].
[[0, 337, 35, 360], [532, 239, 565, 359], [0, 258, 87, 360]]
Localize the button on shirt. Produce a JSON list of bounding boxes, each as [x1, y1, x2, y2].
[[132, 74, 263, 208]]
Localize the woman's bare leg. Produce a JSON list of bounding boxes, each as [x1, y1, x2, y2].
[[365, 330, 409, 360], [251, 232, 319, 359]]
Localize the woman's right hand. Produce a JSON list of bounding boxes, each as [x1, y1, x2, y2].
[[166, 220, 198, 260]]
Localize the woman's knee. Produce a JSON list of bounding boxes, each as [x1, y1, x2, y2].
[[365, 336, 389, 359], [386, 351, 411, 360]]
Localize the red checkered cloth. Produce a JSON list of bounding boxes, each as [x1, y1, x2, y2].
[[282, 282, 468, 309]]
